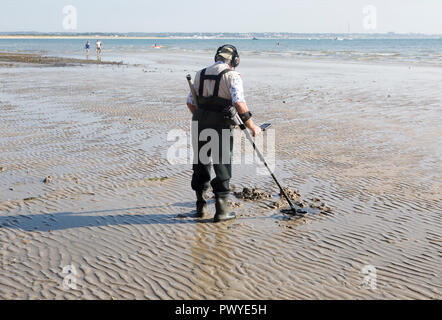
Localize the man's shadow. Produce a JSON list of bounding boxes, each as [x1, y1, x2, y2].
[[0, 203, 214, 232]]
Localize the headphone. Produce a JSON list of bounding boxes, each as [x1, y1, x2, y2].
[[215, 44, 240, 68]]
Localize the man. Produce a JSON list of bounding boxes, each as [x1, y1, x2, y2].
[[186, 44, 261, 223], [84, 40, 90, 59], [96, 40, 102, 61]]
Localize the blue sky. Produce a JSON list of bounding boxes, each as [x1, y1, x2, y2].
[[1, 0, 441, 34]]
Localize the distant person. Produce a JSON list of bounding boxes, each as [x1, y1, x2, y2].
[[84, 40, 90, 59], [96, 40, 103, 61]]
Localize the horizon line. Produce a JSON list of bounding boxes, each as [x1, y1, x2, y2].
[[1, 31, 442, 36]]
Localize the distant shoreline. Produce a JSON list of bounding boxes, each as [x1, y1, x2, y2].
[[0, 35, 265, 40], [0, 35, 167, 40], [0, 34, 441, 40]]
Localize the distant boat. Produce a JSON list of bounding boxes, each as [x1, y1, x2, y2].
[[152, 44, 162, 49], [252, 37, 258, 40]]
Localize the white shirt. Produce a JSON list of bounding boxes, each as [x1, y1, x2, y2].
[[186, 61, 246, 105]]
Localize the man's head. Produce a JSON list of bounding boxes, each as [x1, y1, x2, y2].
[[215, 44, 240, 68]]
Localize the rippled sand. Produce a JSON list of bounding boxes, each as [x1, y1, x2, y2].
[[0, 53, 441, 299]]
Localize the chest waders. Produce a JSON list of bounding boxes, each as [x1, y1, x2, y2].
[[187, 70, 236, 222], [187, 74, 302, 217]]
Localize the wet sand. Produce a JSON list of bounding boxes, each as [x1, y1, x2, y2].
[[0, 52, 123, 66], [0, 52, 441, 299]]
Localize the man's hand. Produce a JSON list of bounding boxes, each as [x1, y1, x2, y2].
[[249, 123, 262, 137], [244, 119, 261, 137], [186, 103, 196, 115]]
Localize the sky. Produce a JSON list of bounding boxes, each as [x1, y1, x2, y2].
[[1, 0, 442, 34]]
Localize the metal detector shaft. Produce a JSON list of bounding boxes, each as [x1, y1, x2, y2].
[[231, 113, 297, 211], [186, 74, 199, 109]]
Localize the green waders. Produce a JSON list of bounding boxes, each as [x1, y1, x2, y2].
[[191, 108, 236, 221]]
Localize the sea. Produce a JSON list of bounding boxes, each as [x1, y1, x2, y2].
[[0, 37, 441, 66]]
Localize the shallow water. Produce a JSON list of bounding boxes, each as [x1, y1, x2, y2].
[[1, 38, 442, 66]]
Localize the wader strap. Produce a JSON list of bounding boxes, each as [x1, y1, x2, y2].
[[213, 69, 232, 97], [198, 68, 206, 97], [198, 68, 232, 98]]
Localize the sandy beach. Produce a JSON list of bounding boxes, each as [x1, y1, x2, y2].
[[0, 51, 441, 299]]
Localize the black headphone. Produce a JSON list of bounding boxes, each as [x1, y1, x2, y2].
[[215, 44, 240, 68]]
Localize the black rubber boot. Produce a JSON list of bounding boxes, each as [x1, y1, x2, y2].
[[196, 191, 209, 218], [214, 197, 236, 223]]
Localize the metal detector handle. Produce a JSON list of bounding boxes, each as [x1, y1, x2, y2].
[[186, 74, 199, 109]]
